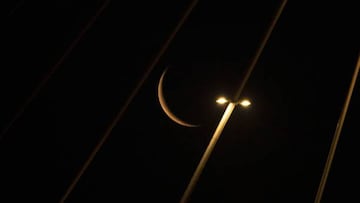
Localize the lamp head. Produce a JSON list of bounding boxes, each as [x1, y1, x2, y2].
[[216, 96, 251, 108]]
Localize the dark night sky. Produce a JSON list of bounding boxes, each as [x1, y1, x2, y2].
[[1, 0, 359, 202]]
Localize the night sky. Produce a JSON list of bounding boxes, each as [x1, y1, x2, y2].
[[1, 0, 359, 202]]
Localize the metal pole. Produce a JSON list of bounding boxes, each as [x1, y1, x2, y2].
[[179, 103, 236, 203]]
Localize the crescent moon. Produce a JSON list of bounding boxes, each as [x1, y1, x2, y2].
[[158, 69, 199, 127]]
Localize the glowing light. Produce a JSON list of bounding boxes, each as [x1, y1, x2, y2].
[[216, 97, 228, 104], [239, 99, 251, 107]]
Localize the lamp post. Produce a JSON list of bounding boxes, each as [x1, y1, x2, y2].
[[179, 0, 286, 201], [179, 97, 251, 203]]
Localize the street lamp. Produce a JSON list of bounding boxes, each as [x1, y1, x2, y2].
[[216, 96, 251, 107], [179, 0, 287, 201], [179, 97, 251, 203]]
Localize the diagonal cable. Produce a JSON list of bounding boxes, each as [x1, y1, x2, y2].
[[233, 0, 287, 101], [58, 1, 199, 202], [0, 0, 112, 142], [314, 51, 360, 203]]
